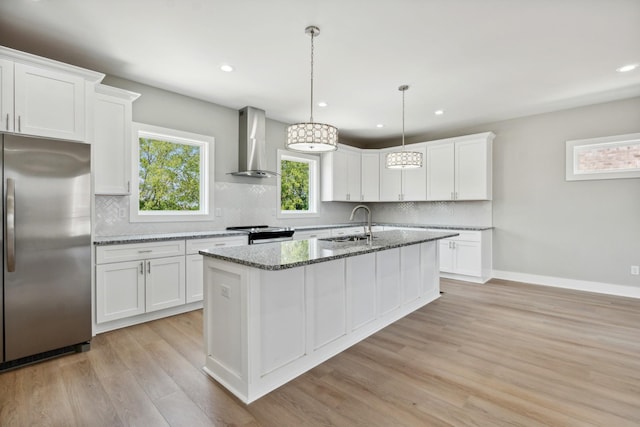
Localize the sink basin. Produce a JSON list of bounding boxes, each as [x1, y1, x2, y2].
[[320, 234, 375, 243]]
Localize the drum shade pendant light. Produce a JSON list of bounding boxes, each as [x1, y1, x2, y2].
[[286, 26, 338, 153], [385, 85, 423, 169]]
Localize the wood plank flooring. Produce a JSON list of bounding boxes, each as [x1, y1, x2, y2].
[[1, 279, 639, 426]]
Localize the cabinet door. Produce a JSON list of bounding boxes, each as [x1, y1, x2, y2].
[[0, 59, 13, 132], [452, 240, 482, 276], [426, 142, 455, 201], [94, 91, 132, 194], [346, 149, 361, 201], [401, 145, 427, 200], [14, 63, 85, 141], [96, 261, 145, 323], [186, 254, 204, 303], [145, 256, 186, 312], [361, 151, 379, 201], [455, 139, 491, 200], [379, 151, 402, 201], [438, 240, 455, 273]]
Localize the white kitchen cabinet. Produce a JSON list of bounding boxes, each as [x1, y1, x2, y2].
[[430, 228, 492, 283], [93, 84, 140, 194], [378, 143, 427, 201], [96, 260, 145, 323], [0, 46, 104, 141], [185, 236, 247, 303], [321, 144, 361, 201], [293, 229, 332, 240], [0, 59, 13, 132], [361, 150, 380, 201], [96, 240, 186, 324], [426, 132, 494, 201]]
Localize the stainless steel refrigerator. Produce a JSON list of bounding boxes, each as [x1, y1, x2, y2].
[[1, 134, 91, 366]]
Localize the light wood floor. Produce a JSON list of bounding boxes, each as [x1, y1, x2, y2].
[[1, 279, 639, 426]]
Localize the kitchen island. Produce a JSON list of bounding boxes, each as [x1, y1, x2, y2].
[[200, 229, 457, 403]]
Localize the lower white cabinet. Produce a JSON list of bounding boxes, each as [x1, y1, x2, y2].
[[95, 235, 247, 331], [96, 240, 186, 324], [429, 229, 492, 283], [185, 236, 247, 303]]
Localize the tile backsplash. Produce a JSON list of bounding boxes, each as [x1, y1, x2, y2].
[[95, 182, 492, 236]]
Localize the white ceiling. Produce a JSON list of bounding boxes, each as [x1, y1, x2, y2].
[[1, 0, 639, 144]]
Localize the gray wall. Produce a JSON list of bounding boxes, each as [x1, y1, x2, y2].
[[97, 76, 358, 235], [373, 97, 640, 288]]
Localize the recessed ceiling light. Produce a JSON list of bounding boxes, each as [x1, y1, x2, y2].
[[376, 124, 384, 128], [220, 64, 234, 72], [317, 101, 328, 107], [434, 110, 444, 115], [616, 64, 638, 73]]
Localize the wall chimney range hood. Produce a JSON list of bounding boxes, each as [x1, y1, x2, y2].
[[230, 106, 278, 178]]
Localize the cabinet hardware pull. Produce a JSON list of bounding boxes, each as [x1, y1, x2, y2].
[[18, 116, 21, 132], [147, 261, 151, 274], [139, 262, 144, 274], [214, 243, 225, 246], [138, 250, 152, 253], [5, 114, 8, 131]]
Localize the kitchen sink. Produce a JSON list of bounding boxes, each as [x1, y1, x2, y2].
[[320, 234, 376, 243]]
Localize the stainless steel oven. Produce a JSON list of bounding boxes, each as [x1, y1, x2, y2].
[[226, 226, 295, 244]]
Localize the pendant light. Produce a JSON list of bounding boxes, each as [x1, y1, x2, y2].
[[385, 85, 423, 169], [286, 26, 338, 153]]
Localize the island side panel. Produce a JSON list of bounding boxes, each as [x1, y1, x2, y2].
[[422, 241, 440, 298], [203, 259, 251, 401]]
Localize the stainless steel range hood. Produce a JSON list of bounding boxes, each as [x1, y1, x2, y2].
[[230, 106, 278, 178]]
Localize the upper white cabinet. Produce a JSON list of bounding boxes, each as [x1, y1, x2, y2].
[[321, 144, 361, 201], [378, 143, 427, 201], [426, 132, 494, 201], [93, 84, 140, 195], [361, 150, 380, 201], [0, 46, 104, 141]]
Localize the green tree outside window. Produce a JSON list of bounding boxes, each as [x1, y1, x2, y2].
[[139, 138, 201, 211], [280, 159, 309, 211]]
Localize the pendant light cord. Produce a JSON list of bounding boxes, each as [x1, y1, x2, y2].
[[401, 87, 405, 152], [309, 29, 315, 123]]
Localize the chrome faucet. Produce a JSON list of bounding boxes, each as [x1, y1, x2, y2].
[[349, 204, 373, 242]]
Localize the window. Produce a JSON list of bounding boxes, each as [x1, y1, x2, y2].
[[277, 149, 319, 218], [566, 133, 640, 181], [130, 123, 213, 222]]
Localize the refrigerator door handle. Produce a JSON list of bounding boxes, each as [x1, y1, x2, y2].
[[6, 177, 16, 272]]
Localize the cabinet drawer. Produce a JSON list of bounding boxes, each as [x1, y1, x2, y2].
[[331, 226, 365, 236], [428, 229, 481, 242], [294, 230, 332, 240], [186, 236, 247, 254], [96, 240, 186, 264]]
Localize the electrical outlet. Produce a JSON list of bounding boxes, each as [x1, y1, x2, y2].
[[118, 208, 126, 218], [215, 208, 222, 217], [631, 266, 640, 276], [220, 285, 230, 298]]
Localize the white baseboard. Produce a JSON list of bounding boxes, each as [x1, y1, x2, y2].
[[492, 270, 640, 299]]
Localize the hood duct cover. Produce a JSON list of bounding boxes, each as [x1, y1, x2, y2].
[[230, 106, 278, 178]]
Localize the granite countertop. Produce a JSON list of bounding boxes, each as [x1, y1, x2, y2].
[[296, 223, 493, 232], [93, 223, 491, 245], [199, 229, 459, 271], [93, 230, 248, 245]]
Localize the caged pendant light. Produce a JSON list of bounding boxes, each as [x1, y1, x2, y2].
[[385, 85, 423, 169], [286, 26, 338, 153]]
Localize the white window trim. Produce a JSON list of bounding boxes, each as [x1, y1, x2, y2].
[[566, 132, 640, 181], [277, 149, 319, 219], [130, 122, 214, 222]]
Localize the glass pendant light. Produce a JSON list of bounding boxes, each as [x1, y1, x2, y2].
[[385, 85, 423, 169], [286, 26, 338, 153]]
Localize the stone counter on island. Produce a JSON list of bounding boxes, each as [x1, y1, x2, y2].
[[199, 229, 458, 403]]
